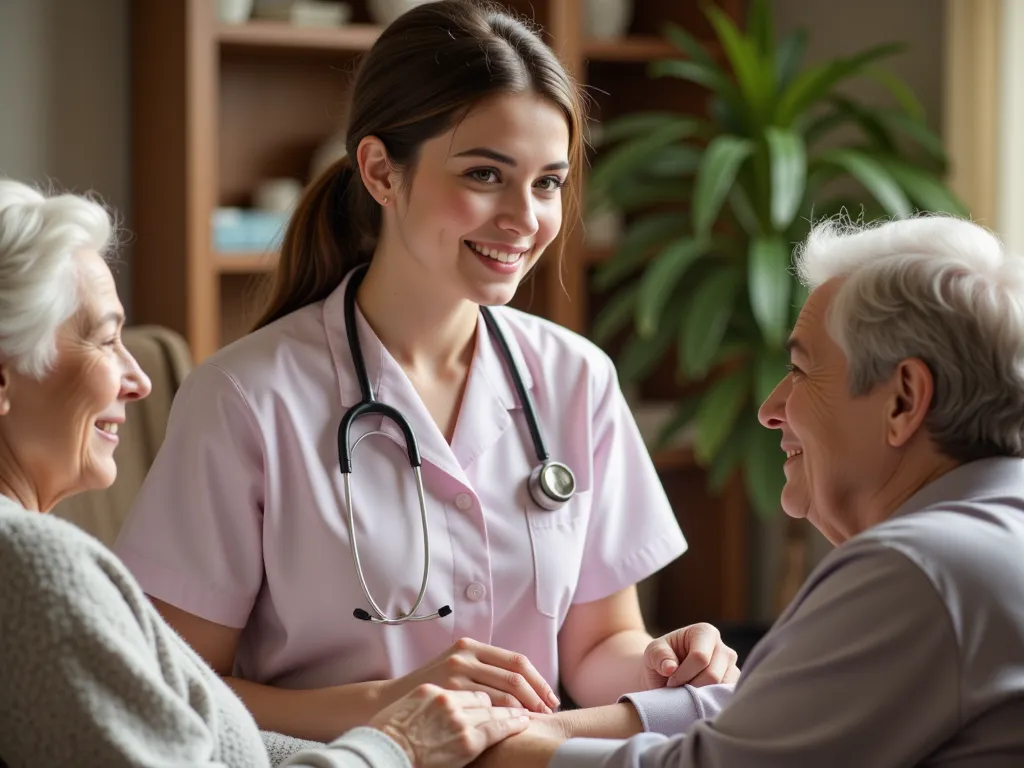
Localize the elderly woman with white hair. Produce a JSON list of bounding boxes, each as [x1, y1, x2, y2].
[[474, 214, 1024, 767], [0, 178, 530, 768]]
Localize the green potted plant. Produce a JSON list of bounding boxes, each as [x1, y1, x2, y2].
[[588, 0, 967, 519]]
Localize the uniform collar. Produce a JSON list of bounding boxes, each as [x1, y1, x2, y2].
[[322, 269, 536, 474], [322, 270, 534, 410]]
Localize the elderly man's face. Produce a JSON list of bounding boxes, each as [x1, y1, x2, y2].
[[0, 250, 151, 509], [757, 279, 894, 544]]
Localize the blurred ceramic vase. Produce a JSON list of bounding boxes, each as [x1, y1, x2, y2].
[[219, 0, 254, 24], [367, 0, 434, 25], [585, 0, 633, 39]]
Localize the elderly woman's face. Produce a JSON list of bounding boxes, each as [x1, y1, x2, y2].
[[0, 250, 151, 507], [757, 280, 894, 544]]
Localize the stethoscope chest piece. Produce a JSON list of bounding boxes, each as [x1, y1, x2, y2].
[[529, 460, 576, 511]]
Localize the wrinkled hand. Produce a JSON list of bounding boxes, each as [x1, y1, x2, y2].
[[370, 684, 530, 768], [386, 637, 560, 714], [642, 623, 741, 689]]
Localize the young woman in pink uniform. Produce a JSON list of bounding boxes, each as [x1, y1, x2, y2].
[[114, 0, 738, 743]]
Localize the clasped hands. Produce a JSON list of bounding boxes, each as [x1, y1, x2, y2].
[[371, 623, 739, 767]]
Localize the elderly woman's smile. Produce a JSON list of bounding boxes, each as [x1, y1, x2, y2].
[[0, 235, 150, 511]]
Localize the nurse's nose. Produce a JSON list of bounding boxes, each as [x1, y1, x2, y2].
[[497, 187, 539, 238]]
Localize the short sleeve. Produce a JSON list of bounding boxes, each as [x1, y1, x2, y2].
[[572, 354, 688, 605], [114, 362, 266, 629]]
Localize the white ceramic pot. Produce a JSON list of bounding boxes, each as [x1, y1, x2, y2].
[[219, 0, 255, 24], [585, 0, 634, 40], [367, 0, 434, 26]]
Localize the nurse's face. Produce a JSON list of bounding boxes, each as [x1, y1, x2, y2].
[[389, 90, 570, 307]]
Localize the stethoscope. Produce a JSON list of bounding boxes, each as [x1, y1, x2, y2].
[[338, 264, 577, 625]]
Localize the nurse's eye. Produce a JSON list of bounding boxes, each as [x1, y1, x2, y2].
[[535, 176, 566, 193], [467, 168, 500, 184]]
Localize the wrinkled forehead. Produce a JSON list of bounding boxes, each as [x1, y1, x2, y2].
[[67, 250, 123, 336], [790, 279, 845, 362]]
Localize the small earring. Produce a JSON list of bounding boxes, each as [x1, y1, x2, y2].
[[382, 196, 389, 205]]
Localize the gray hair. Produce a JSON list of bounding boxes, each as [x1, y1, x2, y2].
[[794, 213, 1024, 462], [0, 179, 115, 379]]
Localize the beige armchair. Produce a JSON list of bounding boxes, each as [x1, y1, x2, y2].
[[51, 324, 193, 546]]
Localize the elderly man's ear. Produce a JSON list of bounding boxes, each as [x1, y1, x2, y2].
[[886, 358, 934, 448], [0, 363, 9, 416]]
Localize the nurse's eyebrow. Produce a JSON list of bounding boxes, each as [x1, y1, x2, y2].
[[453, 147, 569, 171]]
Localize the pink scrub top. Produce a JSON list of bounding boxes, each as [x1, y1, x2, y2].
[[114, 270, 688, 692]]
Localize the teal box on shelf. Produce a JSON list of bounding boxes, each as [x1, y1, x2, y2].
[[212, 208, 289, 252]]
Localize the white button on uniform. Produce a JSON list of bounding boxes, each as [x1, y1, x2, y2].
[[465, 582, 487, 601], [454, 493, 473, 511]]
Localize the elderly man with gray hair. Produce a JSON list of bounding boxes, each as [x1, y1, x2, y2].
[[477, 214, 1024, 767]]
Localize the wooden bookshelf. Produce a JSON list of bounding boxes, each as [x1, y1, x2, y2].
[[129, 0, 750, 626], [217, 20, 383, 51]]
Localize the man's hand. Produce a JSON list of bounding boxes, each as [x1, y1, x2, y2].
[[642, 623, 741, 689]]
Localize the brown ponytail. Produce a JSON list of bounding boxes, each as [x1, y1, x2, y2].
[[250, 0, 586, 332]]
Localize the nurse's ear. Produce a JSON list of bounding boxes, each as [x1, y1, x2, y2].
[[356, 135, 399, 207]]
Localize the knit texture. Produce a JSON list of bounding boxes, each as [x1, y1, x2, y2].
[[0, 495, 410, 768]]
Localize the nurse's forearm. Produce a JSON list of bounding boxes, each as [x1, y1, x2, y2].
[[223, 675, 388, 743], [565, 629, 650, 706]]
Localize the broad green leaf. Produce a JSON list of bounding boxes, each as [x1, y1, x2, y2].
[[755, 348, 791, 405], [775, 29, 808, 91], [593, 212, 688, 291], [864, 66, 926, 121], [636, 237, 709, 338], [591, 284, 638, 345], [708, 414, 753, 492], [874, 109, 949, 166], [830, 96, 897, 150], [679, 265, 743, 378], [650, 59, 742, 107], [746, 0, 775, 60], [605, 177, 690, 213], [695, 365, 751, 464], [617, 299, 688, 385], [765, 127, 807, 230], [654, 393, 703, 450], [597, 112, 704, 147], [709, 95, 747, 135], [818, 148, 913, 217], [727, 184, 761, 237], [590, 119, 703, 196], [642, 144, 704, 177], [748, 236, 793, 347], [706, 4, 771, 123], [744, 423, 787, 518], [801, 108, 849, 146], [882, 160, 970, 215], [693, 136, 755, 235], [777, 42, 905, 126], [663, 22, 719, 69]]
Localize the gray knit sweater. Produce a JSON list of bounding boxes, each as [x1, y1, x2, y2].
[[0, 494, 411, 768]]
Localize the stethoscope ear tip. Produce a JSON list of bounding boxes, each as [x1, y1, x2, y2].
[[439, 605, 452, 617], [353, 608, 372, 621]]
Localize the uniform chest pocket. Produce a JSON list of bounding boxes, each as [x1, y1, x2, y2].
[[526, 491, 591, 620]]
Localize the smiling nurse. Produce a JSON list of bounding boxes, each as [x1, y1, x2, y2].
[[113, 0, 735, 744]]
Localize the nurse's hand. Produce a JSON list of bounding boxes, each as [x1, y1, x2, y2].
[[370, 684, 530, 768], [387, 637, 560, 714], [641, 623, 741, 689]]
